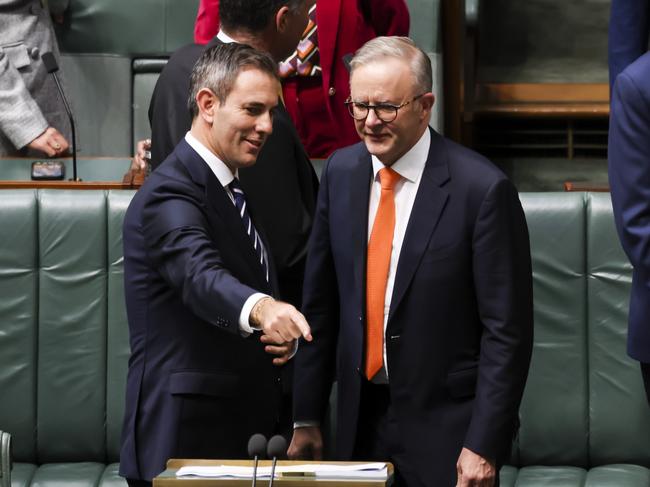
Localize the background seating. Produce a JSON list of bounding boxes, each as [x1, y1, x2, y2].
[[1, 190, 649, 486]]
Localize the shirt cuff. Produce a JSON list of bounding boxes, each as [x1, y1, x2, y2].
[[293, 420, 320, 429], [239, 293, 270, 335]]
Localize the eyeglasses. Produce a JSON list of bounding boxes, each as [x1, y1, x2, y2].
[[344, 94, 425, 123]]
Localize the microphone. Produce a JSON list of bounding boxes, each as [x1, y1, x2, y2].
[[42, 52, 79, 181], [247, 433, 267, 487], [266, 435, 287, 487]]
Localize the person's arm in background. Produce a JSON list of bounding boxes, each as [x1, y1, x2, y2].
[[0, 42, 68, 156], [194, 0, 220, 44], [361, 0, 410, 36], [608, 0, 649, 89]]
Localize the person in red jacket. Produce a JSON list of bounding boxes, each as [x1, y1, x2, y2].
[[194, 0, 410, 158]]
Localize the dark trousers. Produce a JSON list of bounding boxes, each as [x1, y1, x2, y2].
[[351, 380, 425, 487], [642, 362, 650, 404], [126, 480, 152, 487]]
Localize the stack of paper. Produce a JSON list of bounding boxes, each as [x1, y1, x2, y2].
[[176, 462, 388, 480]]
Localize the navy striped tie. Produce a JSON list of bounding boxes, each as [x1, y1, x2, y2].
[[229, 178, 269, 282]]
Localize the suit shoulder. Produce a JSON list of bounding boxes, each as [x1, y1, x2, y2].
[[326, 142, 367, 170], [439, 134, 509, 188], [617, 52, 650, 98]]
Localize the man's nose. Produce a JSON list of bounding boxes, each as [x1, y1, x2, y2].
[[365, 108, 383, 128], [257, 112, 274, 134]]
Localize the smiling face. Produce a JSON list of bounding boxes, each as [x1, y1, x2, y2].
[[201, 67, 280, 172], [350, 57, 433, 166]]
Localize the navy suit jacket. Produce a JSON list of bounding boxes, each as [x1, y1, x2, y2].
[[608, 52, 650, 364], [120, 140, 283, 481], [608, 0, 649, 88], [293, 129, 534, 486]]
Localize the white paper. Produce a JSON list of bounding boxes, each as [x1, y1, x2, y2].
[[176, 462, 388, 480]]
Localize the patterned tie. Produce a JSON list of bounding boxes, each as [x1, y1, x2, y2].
[[279, 4, 321, 78], [229, 178, 269, 282], [365, 167, 401, 380]]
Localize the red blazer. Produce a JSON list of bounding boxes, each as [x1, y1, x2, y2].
[[194, 0, 410, 156]]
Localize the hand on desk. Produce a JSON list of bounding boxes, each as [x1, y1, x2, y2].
[[28, 127, 69, 157], [455, 447, 496, 487], [131, 138, 151, 171], [288, 426, 323, 461]]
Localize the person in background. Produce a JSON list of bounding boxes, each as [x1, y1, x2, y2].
[[193, 0, 410, 158], [288, 37, 534, 487], [608, 51, 650, 405], [0, 0, 71, 157], [120, 43, 312, 487], [608, 0, 649, 88]]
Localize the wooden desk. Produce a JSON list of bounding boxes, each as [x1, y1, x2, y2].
[[154, 459, 394, 487]]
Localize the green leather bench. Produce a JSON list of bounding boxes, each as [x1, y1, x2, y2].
[[1, 190, 649, 487]]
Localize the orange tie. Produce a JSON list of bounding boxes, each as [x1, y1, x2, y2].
[[365, 167, 401, 380]]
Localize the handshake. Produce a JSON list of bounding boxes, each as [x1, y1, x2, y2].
[[249, 297, 312, 366]]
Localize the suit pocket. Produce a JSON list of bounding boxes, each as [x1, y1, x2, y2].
[[1, 42, 31, 70], [446, 366, 478, 399], [169, 370, 241, 398]]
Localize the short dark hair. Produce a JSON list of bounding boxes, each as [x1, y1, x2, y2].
[[220, 0, 305, 33], [188, 43, 279, 119]]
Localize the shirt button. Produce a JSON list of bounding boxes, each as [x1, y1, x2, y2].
[[29, 47, 40, 60], [328, 87, 336, 96]]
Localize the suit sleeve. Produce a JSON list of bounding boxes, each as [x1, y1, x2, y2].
[[464, 178, 534, 463], [194, 0, 219, 44], [142, 179, 259, 335], [148, 48, 196, 169], [0, 45, 48, 150], [609, 71, 650, 279], [293, 157, 339, 422], [361, 0, 410, 36], [608, 0, 649, 88]]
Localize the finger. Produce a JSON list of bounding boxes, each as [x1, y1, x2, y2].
[[272, 356, 288, 366], [265, 344, 290, 356], [259, 334, 291, 345], [290, 311, 312, 341]]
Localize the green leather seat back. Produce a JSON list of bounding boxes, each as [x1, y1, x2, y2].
[[132, 60, 168, 150], [55, 0, 198, 56], [0, 190, 135, 465], [587, 193, 650, 467], [60, 55, 132, 157], [517, 193, 589, 467], [38, 190, 108, 462], [0, 192, 39, 462]]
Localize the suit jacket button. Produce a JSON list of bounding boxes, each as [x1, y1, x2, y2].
[[328, 87, 336, 96], [29, 47, 40, 60]]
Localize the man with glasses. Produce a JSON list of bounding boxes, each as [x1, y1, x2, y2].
[[288, 37, 533, 487]]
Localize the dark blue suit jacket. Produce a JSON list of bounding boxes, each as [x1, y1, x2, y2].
[[293, 129, 534, 486], [119, 140, 283, 481], [609, 0, 649, 88], [608, 52, 650, 364]]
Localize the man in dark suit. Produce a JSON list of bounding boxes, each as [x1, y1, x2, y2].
[[608, 51, 650, 404], [119, 43, 312, 487], [608, 0, 649, 88], [149, 0, 318, 308], [288, 37, 533, 487]]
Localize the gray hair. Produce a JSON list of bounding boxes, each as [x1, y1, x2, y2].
[[188, 43, 279, 119], [350, 36, 432, 94]]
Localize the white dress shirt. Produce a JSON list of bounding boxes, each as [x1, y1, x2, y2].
[[367, 128, 431, 381], [184, 132, 268, 334]]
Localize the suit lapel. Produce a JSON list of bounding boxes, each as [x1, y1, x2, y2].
[[350, 149, 373, 314], [388, 130, 450, 324], [176, 140, 271, 292]]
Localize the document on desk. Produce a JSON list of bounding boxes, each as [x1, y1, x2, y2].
[[176, 462, 388, 480]]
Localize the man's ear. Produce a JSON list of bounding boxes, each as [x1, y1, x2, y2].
[[196, 88, 219, 123], [274, 5, 291, 33], [419, 92, 435, 121]]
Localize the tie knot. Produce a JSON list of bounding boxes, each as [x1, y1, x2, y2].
[[378, 167, 400, 190]]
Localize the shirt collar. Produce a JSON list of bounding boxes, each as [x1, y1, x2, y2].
[[217, 30, 237, 44], [185, 131, 237, 188], [371, 128, 431, 183]]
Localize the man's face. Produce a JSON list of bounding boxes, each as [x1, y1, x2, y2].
[[207, 68, 280, 172], [349, 58, 432, 166]]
